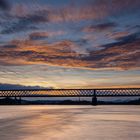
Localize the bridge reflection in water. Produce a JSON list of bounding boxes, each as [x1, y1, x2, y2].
[[0, 88, 140, 105]]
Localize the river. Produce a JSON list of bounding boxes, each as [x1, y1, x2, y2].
[[0, 105, 140, 140]]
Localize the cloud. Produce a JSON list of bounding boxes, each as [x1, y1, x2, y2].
[[1, 0, 140, 35], [45, 0, 140, 22], [29, 31, 65, 40], [1, 44, 17, 49], [0, 39, 79, 66], [1, 3, 97, 35], [8, 0, 140, 24], [0, 83, 52, 90], [93, 0, 140, 14], [116, 32, 140, 42], [29, 32, 49, 40], [88, 36, 140, 70], [107, 31, 130, 40], [0, 31, 140, 70], [0, 14, 44, 34], [83, 22, 117, 32], [0, 0, 9, 10]]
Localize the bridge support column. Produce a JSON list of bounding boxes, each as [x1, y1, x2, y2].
[[18, 97, 22, 105], [92, 90, 97, 106], [14, 96, 17, 101], [14, 96, 18, 104]]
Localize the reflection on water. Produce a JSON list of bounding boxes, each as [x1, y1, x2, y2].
[[0, 105, 140, 140]]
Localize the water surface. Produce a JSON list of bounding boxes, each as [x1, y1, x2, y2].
[[0, 105, 140, 140]]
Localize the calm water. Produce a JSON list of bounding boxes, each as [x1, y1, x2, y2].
[[0, 105, 140, 140]]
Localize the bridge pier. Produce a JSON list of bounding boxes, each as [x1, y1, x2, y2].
[[18, 97, 22, 105], [14, 96, 17, 101], [14, 96, 18, 104], [92, 90, 97, 106]]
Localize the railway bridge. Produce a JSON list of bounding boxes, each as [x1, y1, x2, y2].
[[0, 88, 140, 105]]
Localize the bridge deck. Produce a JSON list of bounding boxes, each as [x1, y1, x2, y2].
[[0, 88, 140, 97]]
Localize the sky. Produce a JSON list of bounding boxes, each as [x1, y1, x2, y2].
[[0, 0, 140, 89]]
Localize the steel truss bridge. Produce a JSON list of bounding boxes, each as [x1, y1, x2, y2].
[[0, 88, 140, 97], [0, 88, 140, 105]]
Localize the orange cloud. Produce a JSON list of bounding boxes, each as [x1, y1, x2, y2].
[[0, 34, 140, 71], [29, 31, 65, 40]]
